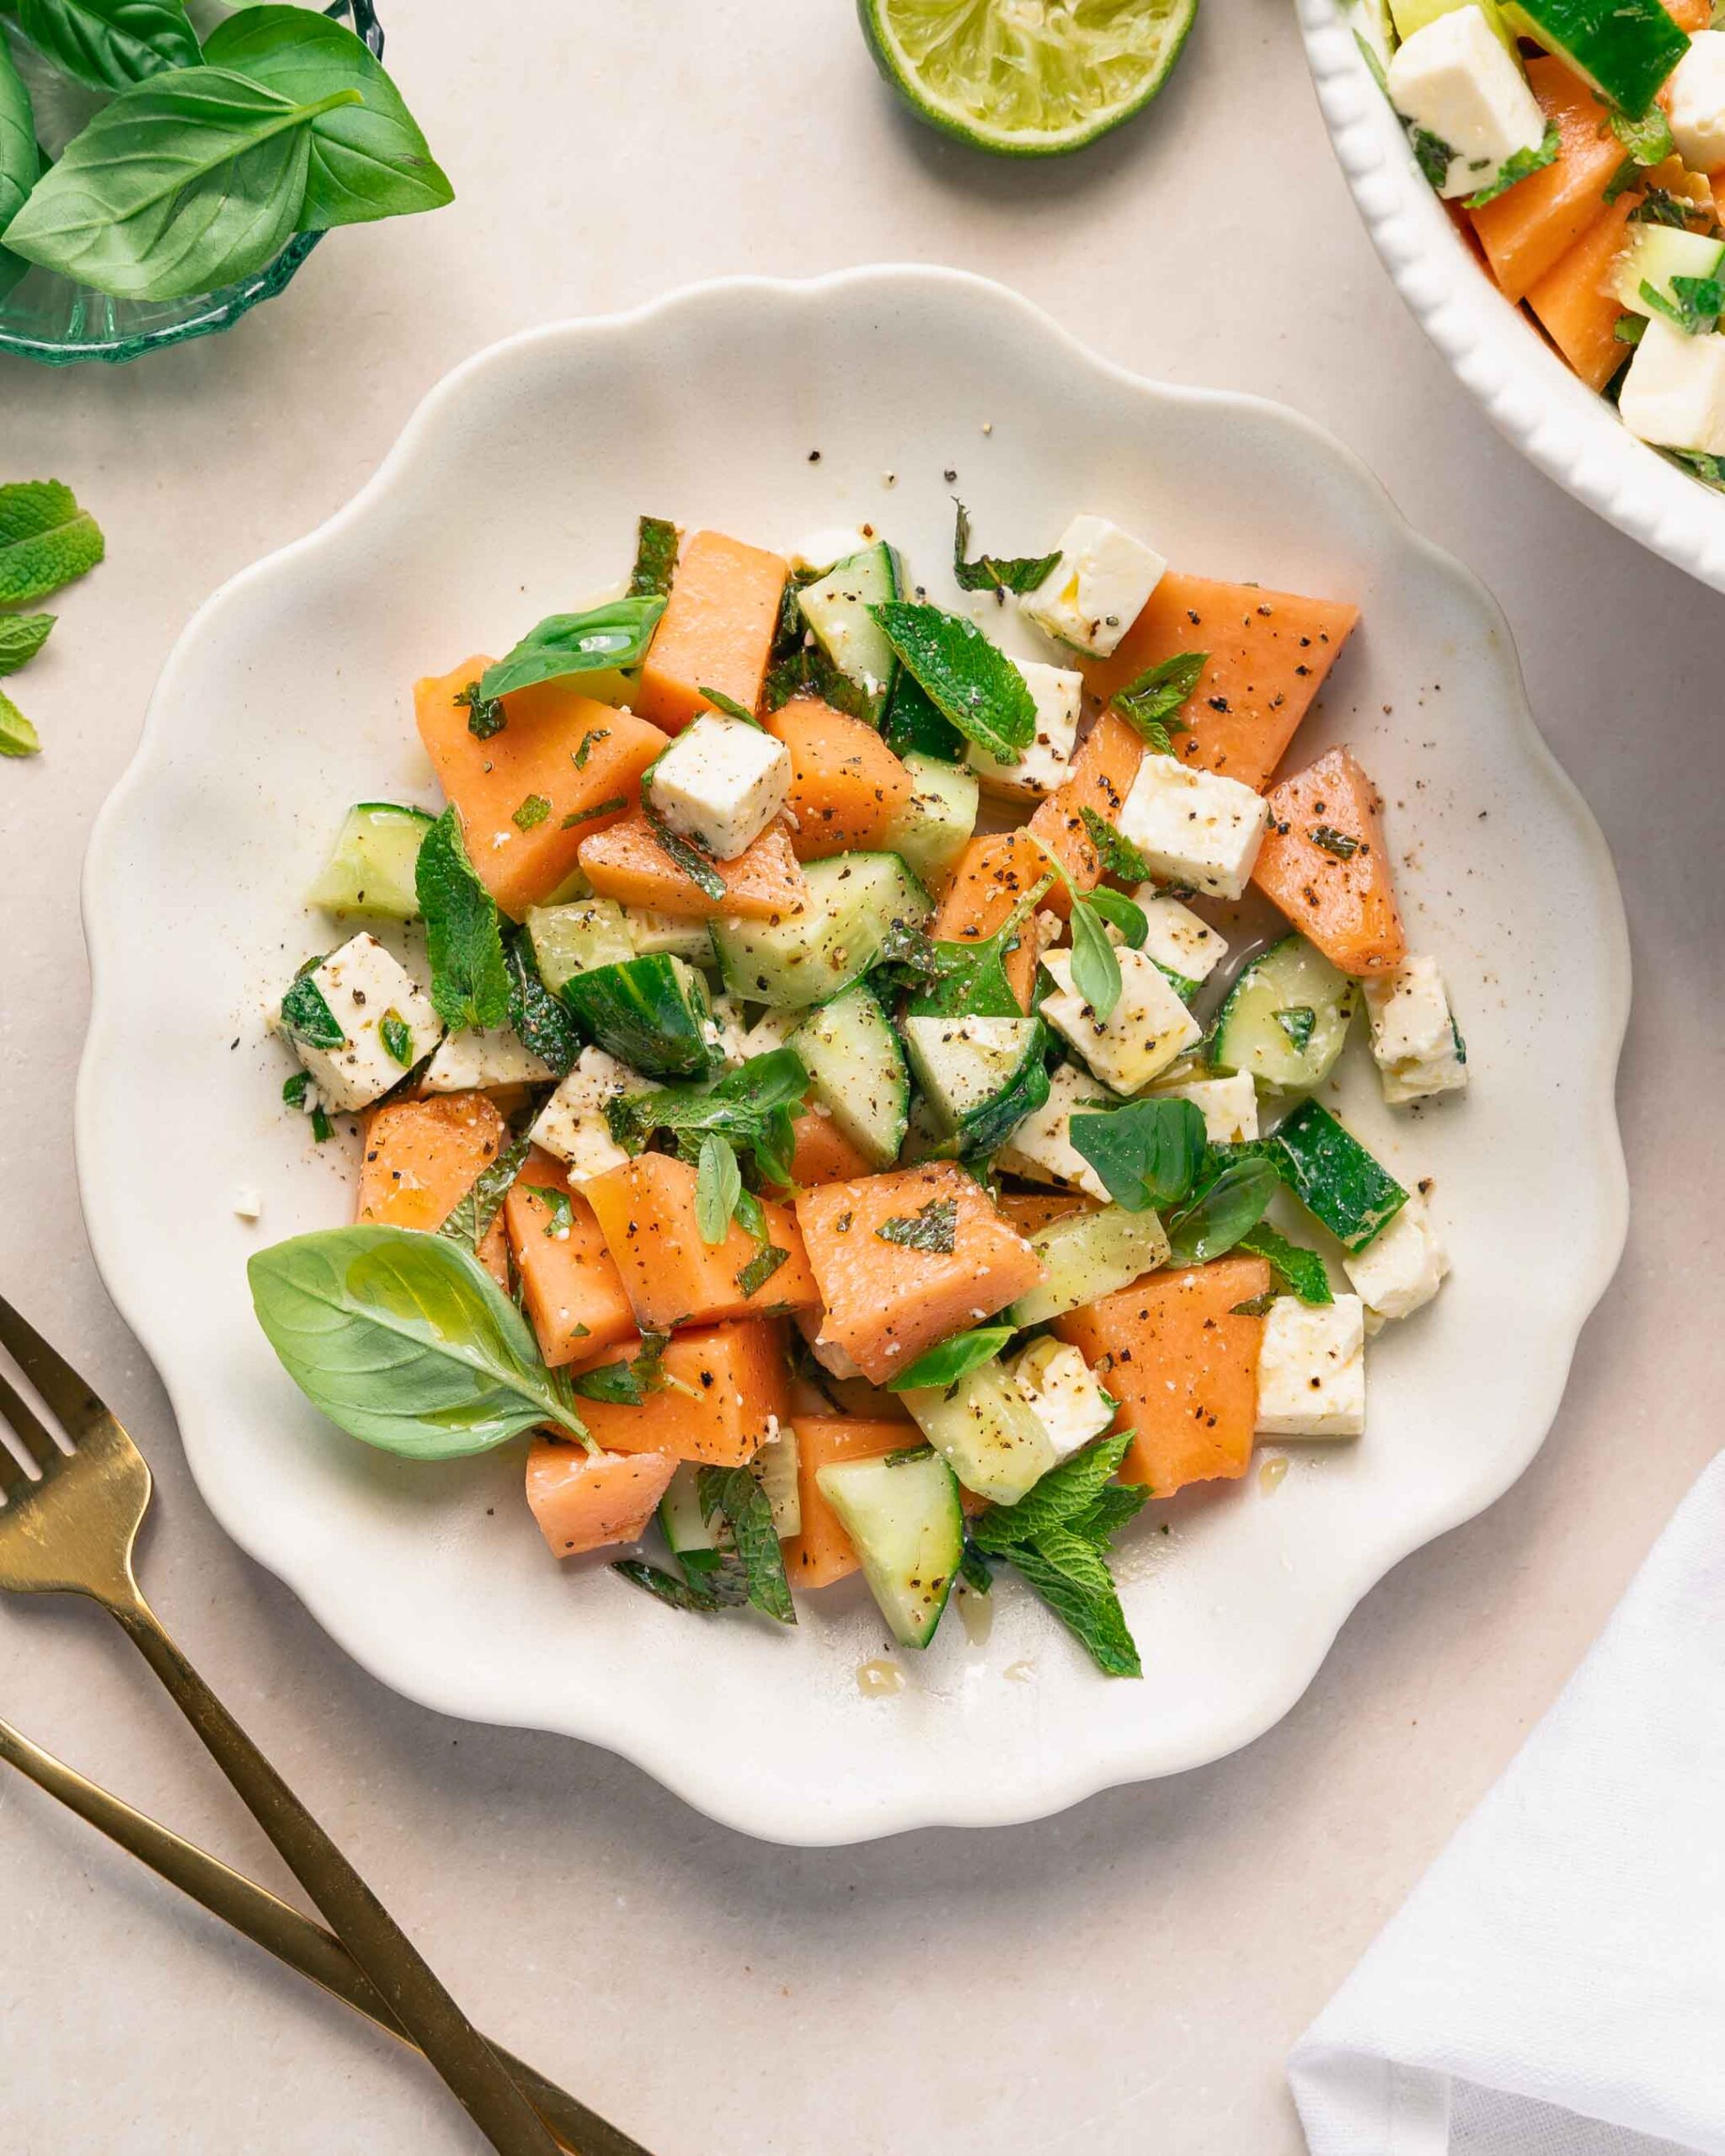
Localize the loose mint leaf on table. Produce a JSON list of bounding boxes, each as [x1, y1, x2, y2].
[[0, 482, 105, 608], [504, 926, 579, 1079], [0, 36, 39, 232], [478, 595, 665, 702], [437, 1134, 531, 1256], [889, 1323, 1017, 1393], [11, 0, 201, 93], [0, 614, 55, 675], [278, 969, 344, 1049], [1109, 651, 1204, 752], [870, 599, 1035, 764], [1236, 1220, 1332, 1305], [416, 806, 511, 1032], [969, 1432, 1143, 1676], [1463, 124, 1560, 209], [1079, 805, 1156, 887], [1070, 1097, 1207, 1213], [1007, 1531, 1142, 1677], [696, 1464, 796, 1625], [875, 1196, 959, 1254], [203, 5, 453, 230], [951, 500, 1061, 597], [628, 515, 679, 599], [0, 689, 40, 758], [1165, 1151, 1280, 1267]]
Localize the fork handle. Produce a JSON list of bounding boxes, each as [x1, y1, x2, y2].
[[111, 1592, 563, 2156]]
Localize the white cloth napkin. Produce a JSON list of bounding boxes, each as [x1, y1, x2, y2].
[[1289, 1450, 1725, 2156]]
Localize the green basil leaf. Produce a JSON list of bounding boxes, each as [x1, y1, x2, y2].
[[0, 687, 40, 757], [628, 515, 678, 599], [248, 1223, 589, 1458], [874, 1196, 958, 1253], [1110, 652, 1204, 746], [1236, 1220, 1332, 1305], [1068, 1097, 1206, 1213], [0, 611, 54, 675], [11, 0, 200, 92], [870, 600, 1036, 762], [694, 1131, 742, 1246], [695, 1464, 796, 1626], [415, 805, 511, 1033], [1165, 1154, 1279, 1267], [0, 35, 39, 231], [1067, 897, 1124, 1021], [478, 595, 665, 702], [202, 4, 451, 232], [1078, 805, 1156, 886], [278, 969, 343, 1049], [951, 499, 1062, 596], [606, 1049, 810, 1184], [0, 479, 104, 608], [888, 1324, 1016, 1393], [437, 1133, 531, 1255], [1462, 123, 1560, 209]]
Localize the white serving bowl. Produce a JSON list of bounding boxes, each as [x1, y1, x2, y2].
[[1299, 0, 1725, 593]]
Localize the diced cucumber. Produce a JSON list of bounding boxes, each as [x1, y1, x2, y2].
[[713, 851, 931, 1010], [901, 1361, 1056, 1507], [884, 752, 980, 890], [788, 985, 910, 1168], [903, 1011, 1049, 1156], [623, 907, 718, 965], [1498, 0, 1685, 115], [1271, 1098, 1408, 1252], [1389, 0, 1517, 56], [1007, 1205, 1172, 1329], [560, 953, 717, 1081], [796, 542, 900, 721], [1210, 937, 1358, 1093], [659, 1464, 718, 1556], [815, 1450, 963, 1648], [527, 899, 635, 993], [884, 668, 966, 763], [1613, 226, 1725, 320], [305, 803, 434, 921], [750, 1424, 801, 1539]]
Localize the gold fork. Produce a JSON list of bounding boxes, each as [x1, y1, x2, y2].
[[0, 1290, 563, 2156]]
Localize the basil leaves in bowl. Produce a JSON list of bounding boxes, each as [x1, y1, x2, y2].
[[0, 0, 450, 366]]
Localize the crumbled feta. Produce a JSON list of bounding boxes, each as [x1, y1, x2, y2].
[[275, 932, 441, 1113], [1127, 888, 1229, 990], [1385, 7, 1546, 200], [996, 1059, 1116, 1201], [1343, 1191, 1449, 1321], [1146, 1071, 1259, 1144], [793, 527, 873, 574], [422, 1028, 555, 1093], [1363, 956, 1468, 1105], [1618, 316, 1725, 457], [529, 1047, 644, 1182], [1665, 31, 1725, 173], [1008, 1337, 1116, 1462], [1257, 1295, 1367, 1438], [1019, 514, 1167, 658], [703, 993, 750, 1068], [967, 659, 1082, 798], [232, 1187, 263, 1222], [646, 715, 788, 861], [1117, 755, 1269, 900], [1039, 946, 1201, 1095]]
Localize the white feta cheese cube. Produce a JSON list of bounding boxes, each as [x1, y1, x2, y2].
[[1343, 1191, 1448, 1321], [1257, 1295, 1367, 1438], [275, 932, 441, 1113], [1618, 316, 1725, 457], [646, 715, 788, 862], [704, 993, 750, 1068], [967, 659, 1082, 798], [740, 1008, 800, 1061], [996, 1059, 1116, 1202], [1363, 955, 1469, 1106], [1039, 946, 1201, 1095], [232, 1187, 263, 1222], [1008, 1338, 1116, 1462], [1018, 514, 1167, 658], [422, 1028, 555, 1093], [1146, 1071, 1259, 1145], [1666, 31, 1725, 174], [1129, 889, 1229, 990], [1385, 7, 1546, 200], [529, 1047, 645, 1182], [1117, 755, 1269, 900]]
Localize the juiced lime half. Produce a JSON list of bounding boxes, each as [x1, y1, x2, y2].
[[859, 0, 1199, 157]]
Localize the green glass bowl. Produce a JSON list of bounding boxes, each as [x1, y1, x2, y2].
[[0, 0, 381, 368]]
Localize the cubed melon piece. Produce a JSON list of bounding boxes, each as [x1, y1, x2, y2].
[[763, 696, 915, 859], [768, 1102, 876, 1193], [1252, 744, 1407, 975], [571, 1321, 791, 1465], [578, 810, 808, 921], [930, 830, 1049, 1011], [357, 1092, 510, 1286], [1470, 56, 1626, 302], [526, 1437, 677, 1556], [781, 1417, 915, 1588], [584, 1151, 818, 1330], [504, 1148, 638, 1369], [1024, 710, 1146, 915], [636, 531, 788, 733], [1525, 195, 1642, 393], [995, 1190, 1100, 1234]]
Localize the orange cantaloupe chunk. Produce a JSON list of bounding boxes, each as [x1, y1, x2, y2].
[[504, 1149, 638, 1369], [996, 1190, 1098, 1234], [796, 1163, 1044, 1385], [578, 810, 808, 921], [1054, 1256, 1270, 1497], [1664, 0, 1708, 31], [759, 1102, 876, 1193], [636, 531, 788, 733], [414, 658, 665, 920], [1252, 744, 1407, 975], [357, 1092, 510, 1286], [1525, 195, 1642, 392], [1024, 710, 1145, 915], [571, 1321, 791, 1465], [762, 697, 915, 860], [1470, 57, 1625, 302], [930, 830, 1049, 1011], [781, 1417, 914, 1588], [584, 1152, 819, 1330], [525, 1437, 677, 1557], [1084, 575, 1359, 794]]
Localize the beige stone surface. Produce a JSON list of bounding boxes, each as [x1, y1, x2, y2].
[[0, 2, 1714, 2150]]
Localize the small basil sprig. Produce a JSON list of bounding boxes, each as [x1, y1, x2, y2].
[[889, 1324, 1016, 1393], [0, 37, 39, 232], [950, 500, 1061, 597], [415, 807, 510, 1032], [1164, 1151, 1279, 1267], [1070, 1097, 1208, 1214], [694, 1131, 744, 1245], [607, 1048, 809, 1190], [1028, 834, 1146, 1022], [11, 0, 202, 93], [479, 596, 665, 702], [1109, 652, 1205, 753]]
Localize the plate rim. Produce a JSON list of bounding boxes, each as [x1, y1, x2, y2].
[[75, 265, 1633, 1842]]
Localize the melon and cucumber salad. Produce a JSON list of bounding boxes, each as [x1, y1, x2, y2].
[[1354, 0, 1725, 483], [247, 503, 1468, 1678]]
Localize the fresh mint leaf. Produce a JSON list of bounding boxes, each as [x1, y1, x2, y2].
[[1068, 1097, 1207, 1213], [512, 792, 552, 831], [1309, 823, 1360, 860], [0, 481, 104, 608], [951, 499, 1061, 597], [971, 1431, 1134, 1551], [968, 1432, 1143, 1676], [889, 1324, 1017, 1393], [628, 515, 679, 600], [1411, 125, 1454, 191], [697, 686, 760, 726], [1109, 651, 1204, 751], [695, 1132, 743, 1246], [0, 689, 40, 758], [1614, 311, 1648, 344], [957, 1540, 994, 1594], [1610, 104, 1674, 169], [569, 1330, 675, 1406], [1644, 272, 1725, 336], [560, 794, 627, 830], [12, 0, 200, 92], [455, 680, 505, 738], [279, 969, 344, 1049], [639, 796, 728, 904], [415, 806, 511, 1033], [1236, 1221, 1332, 1305], [437, 1133, 531, 1254], [1165, 1152, 1279, 1267], [539, 1187, 576, 1239], [889, 871, 1057, 1023], [696, 1464, 796, 1625], [871, 600, 1036, 763], [1628, 186, 1697, 229], [1274, 1006, 1316, 1053], [379, 1008, 414, 1068], [1006, 1531, 1141, 1677], [1067, 1481, 1147, 1545], [607, 1048, 809, 1189], [763, 580, 878, 723], [1078, 805, 1156, 886], [1463, 123, 1559, 208], [572, 725, 609, 770], [611, 1558, 720, 1613], [479, 596, 665, 702], [735, 1241, 790, 1299], [503, 926, 580, 1079], [1068, 897, 1124, 1022], [310, 1104, 334, 1142], [874, 1196, 959, 1254]]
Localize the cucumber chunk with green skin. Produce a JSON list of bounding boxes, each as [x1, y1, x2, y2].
[[788, 985, 911, 1167], [659, 1463, 718, 1556], [712, 851, 932, 1010], [560, 953, 717, 1081], [884, 751, 980, 890], [1271, 1098, 1408, 1252], [1498, 0, 1685, 115], [750, 1424, 801, 1539], [1007, 1205, 1172, 1329], [884, 666, 967, 762], [527, 899, 635, 992], [1613, 225, 1725, 318], [797, 542, 901, 722], [305, 803, 435, 921], [903, 1011, 1049, 1155], [902, 1361, 1056, 1506], [816, 1450, 964, 1648], [1210, 936, 1358, 1093]]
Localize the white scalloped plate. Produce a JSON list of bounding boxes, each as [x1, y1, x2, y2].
[[77, 269, 1629, 1844], [1299, 0, 1725, 593]]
